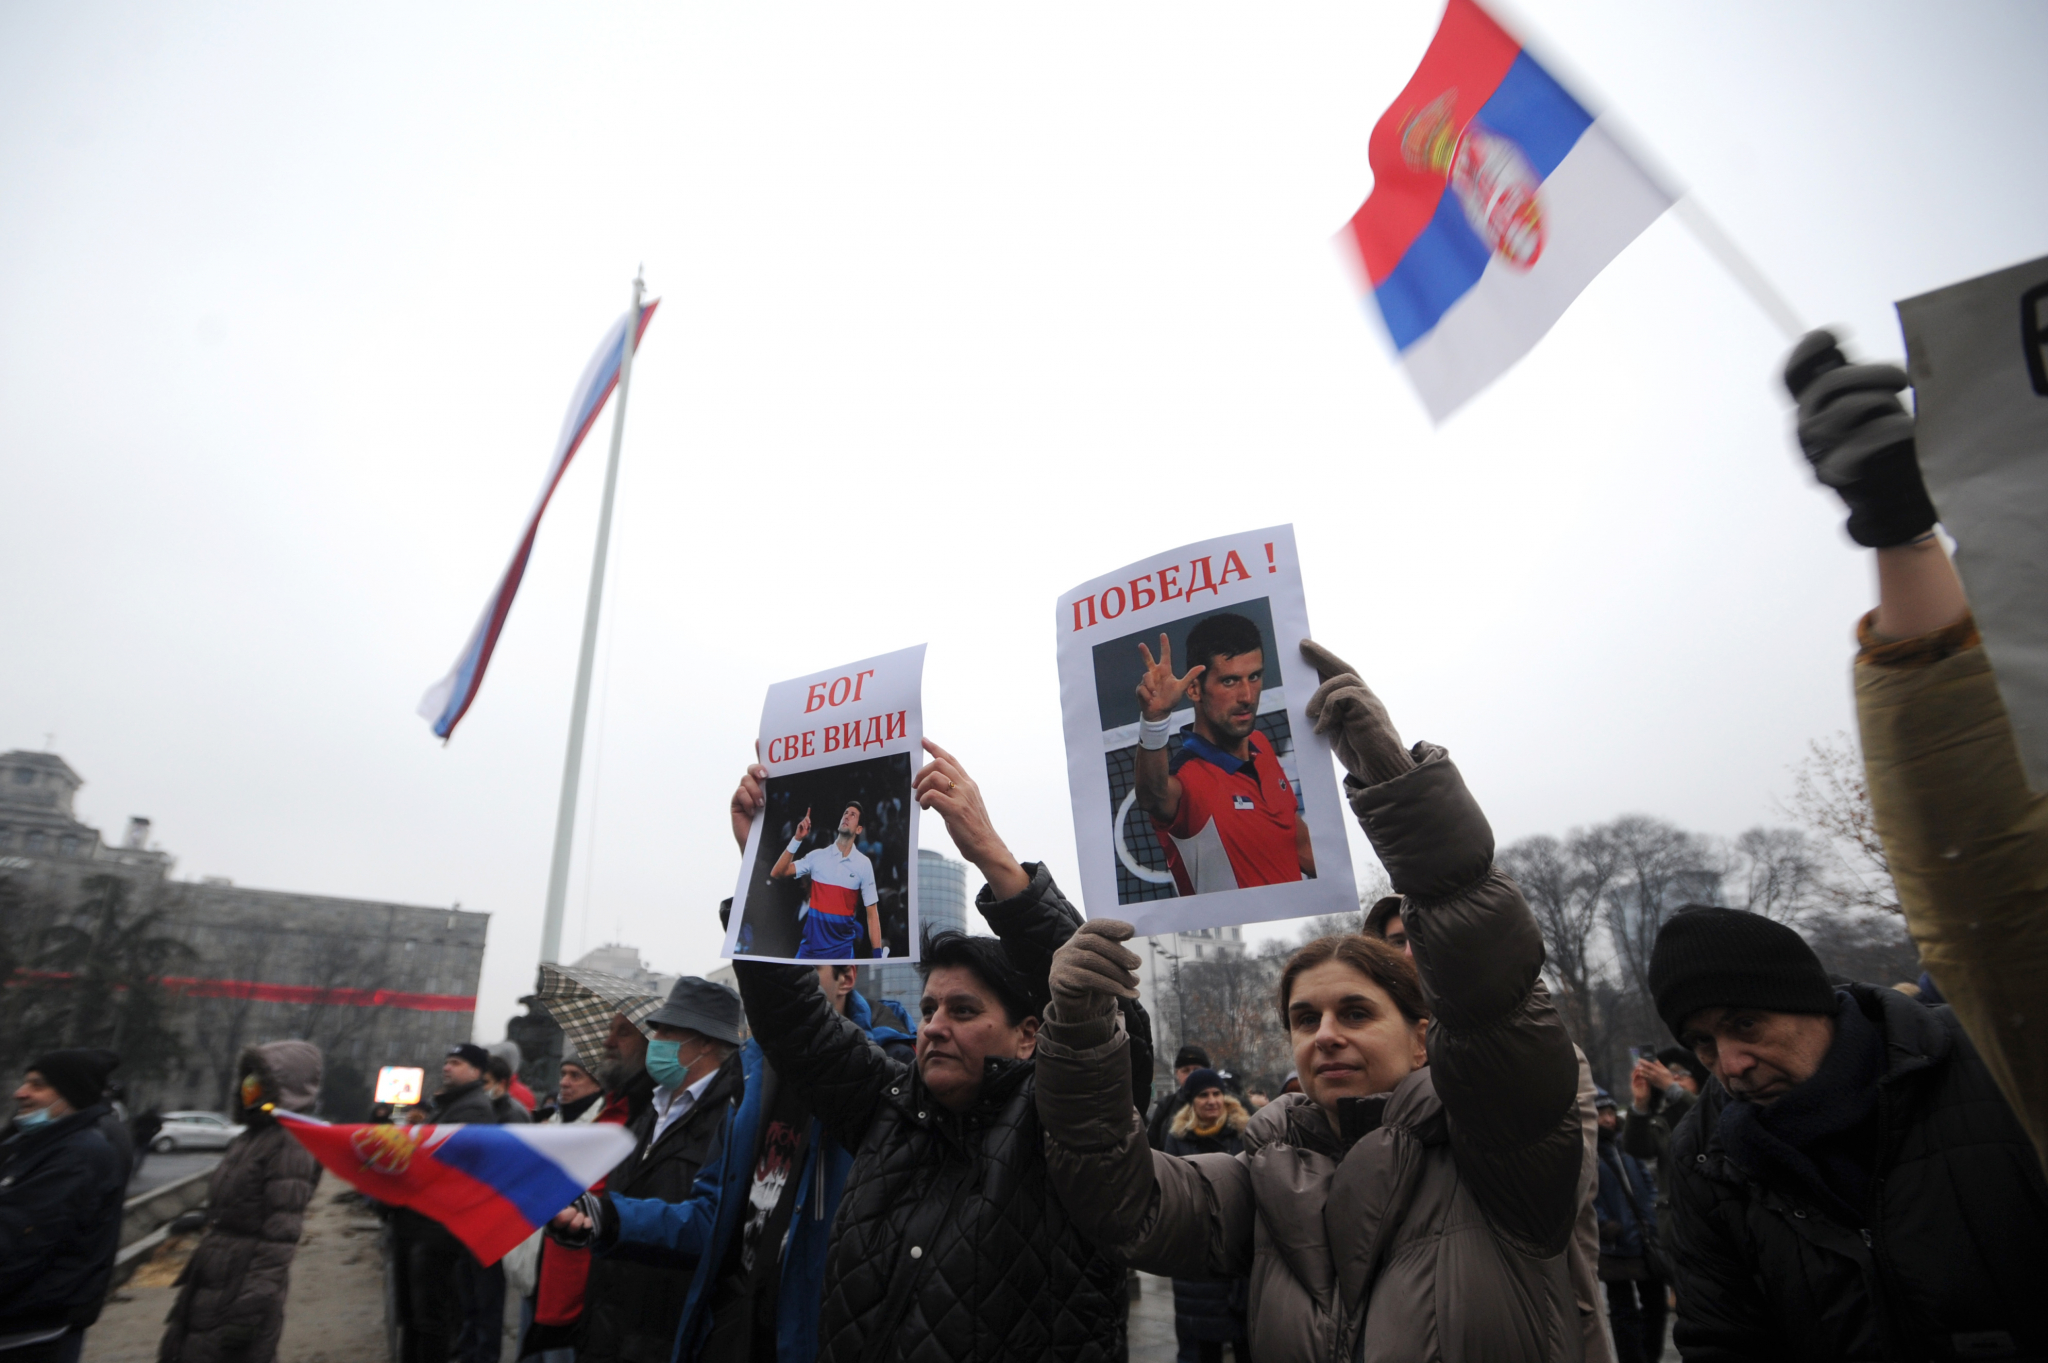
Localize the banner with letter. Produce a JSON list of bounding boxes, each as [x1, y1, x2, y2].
[[1056, 526, 1356, 933], [725, 645, 926, 963]]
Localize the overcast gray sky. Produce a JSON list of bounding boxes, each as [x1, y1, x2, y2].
[[4, 2, 2041, 1044]]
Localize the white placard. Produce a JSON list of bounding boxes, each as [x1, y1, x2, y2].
[[1898, 255, 2048, 791], [374, 1066, 425, 1106], [1055, 525, 1356, 932], [725, 645, 925, 963]]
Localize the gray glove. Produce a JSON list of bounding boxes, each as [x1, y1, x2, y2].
[[1783, 328, 1937, 548], [1300, 640, 1416, 786], [1049, 920, 1140, 1020], [548, 1190, 606, 1247]]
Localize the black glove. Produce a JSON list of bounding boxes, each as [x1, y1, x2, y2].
[[1782, 328, 1937, 548]]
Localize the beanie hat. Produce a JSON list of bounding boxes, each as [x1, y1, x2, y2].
[[1179, 1068, 1228, 1102], [1593, 1086, 1617, 1110], [1173, 1046, 1210, 1070], [28, 1048, 118, 1111], [447, 1043, 492, 1072], [1648, 906, 1835, 1040]]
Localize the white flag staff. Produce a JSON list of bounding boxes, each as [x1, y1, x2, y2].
[[541, 270, 648, 966]]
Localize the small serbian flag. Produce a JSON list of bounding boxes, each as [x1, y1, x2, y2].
[[417, 299, 658, 741], [1340, 0, 1671, 421], [275, 1111, 634, 1264]]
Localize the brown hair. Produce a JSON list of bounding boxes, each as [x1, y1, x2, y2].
[[1277, 934, 1428, 1026]]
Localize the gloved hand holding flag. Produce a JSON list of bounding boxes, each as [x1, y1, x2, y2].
[[275, 1110, 634, 1265]]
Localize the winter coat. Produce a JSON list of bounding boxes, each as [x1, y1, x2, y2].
[[1037, 743, 1587, 1363], [1162, 1104, 1249, 1345], [159, 1041, 324, 1363], [1620, 1082, 1695, 1168], [1664, 981, 2048, 1362], [733, 862, 1129, 1363], [1854, 617, 2048, 1174], [493, 1093, 533, 1125], [430, 1078, 499, 1126], [0, 1102, 125, 1334], [1593, 1135, 1656, 1277], [578, 1052, 745, 1363], [605, 988, 893, 1363]]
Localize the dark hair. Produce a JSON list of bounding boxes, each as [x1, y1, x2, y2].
[[917, 928, 1038, 1026], [1277, 934, 1428, 1026], [485, 1055, 514, 1083], [840, 802, 864, 823], [1183, 613, 1264, 678]]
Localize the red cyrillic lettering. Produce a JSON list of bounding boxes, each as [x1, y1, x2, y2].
[[1220, 550, 1250, 585], [766, 737, 782, 763], [828, 675, 852, 707], [885, 711, 907, 741], [1073, 596, 1096, 631], [853, 670, 874, 702], [1185, 556, 1219, 599], [842, 721, 859, 750], [860, 717, 885, 751], [823, 725, 841, 753], [1129, 575, 1156, 610], [805, 683, 827, 713], [801, 731, 816, 757], [1100, 586, 1126, 619], [1158, 564, 1182, 601]]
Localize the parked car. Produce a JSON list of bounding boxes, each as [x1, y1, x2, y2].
[[151, 1111, 244, 1152]]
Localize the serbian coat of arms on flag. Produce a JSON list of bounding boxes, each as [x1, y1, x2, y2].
[[1342, 0, 1672, 420]]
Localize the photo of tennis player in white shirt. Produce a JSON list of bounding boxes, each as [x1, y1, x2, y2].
[[772, 801, 886, 959]]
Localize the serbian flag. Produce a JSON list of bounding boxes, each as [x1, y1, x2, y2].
[[417, 299, 658, 740], [275, 1111, 634, 1264], [1341, 0, 1671, 420]]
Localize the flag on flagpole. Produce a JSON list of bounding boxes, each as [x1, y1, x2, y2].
[[275, 1110, 634, 1265], [418, 300, 659, 740], [1340, 0, 1671, 421]]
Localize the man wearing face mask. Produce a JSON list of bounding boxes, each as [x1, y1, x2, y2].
[[1, 1050, 126, 1363], [576, 977, 745, 1363]]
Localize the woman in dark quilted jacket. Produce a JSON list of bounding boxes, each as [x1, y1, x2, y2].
[[726, 739, 1151, 1363], [1037, 642, 1591, 1363], [158, 1041, 323, 1363]]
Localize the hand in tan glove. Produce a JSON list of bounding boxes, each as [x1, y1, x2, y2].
[[1299, 640, 1416, 787], [1049, 920, 1141, 1019]]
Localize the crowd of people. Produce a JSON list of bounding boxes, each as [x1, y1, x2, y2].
[[6, 328, 2046, 1363]]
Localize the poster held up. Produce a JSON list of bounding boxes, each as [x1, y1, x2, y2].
[[1897, 254, 2048, 791], [1056, 526, 1356, 934], [725, 645, 925, 964]]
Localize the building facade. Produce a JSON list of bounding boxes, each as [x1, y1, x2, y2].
[[859, 848, 968, 1024], [0, 750, 487, 1119]]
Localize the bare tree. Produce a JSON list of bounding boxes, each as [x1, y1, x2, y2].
[[1499, 831, 1620, 1051], [1720, 827, 1824, 923], [1782, 733, 1899, 914], [1177, 949, 1291, 1091], [1601, 816, 1719, 1005]]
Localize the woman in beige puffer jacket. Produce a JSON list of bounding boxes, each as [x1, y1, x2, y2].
[[158, 1041, 322, 1363], [1036, 644, 1589, 1363]]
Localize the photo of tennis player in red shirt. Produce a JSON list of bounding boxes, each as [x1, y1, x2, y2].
[[1131, 611, 1315, 894]]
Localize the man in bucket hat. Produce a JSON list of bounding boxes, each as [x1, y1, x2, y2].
[[574, 977, 746, 1363]]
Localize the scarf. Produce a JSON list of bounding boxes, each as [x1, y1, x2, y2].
[[1717, 991, 1888, 1225]]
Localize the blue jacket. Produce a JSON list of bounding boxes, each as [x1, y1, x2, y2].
[[1594, 1135, 1658, 1261], [608, 990, 911, 1363]]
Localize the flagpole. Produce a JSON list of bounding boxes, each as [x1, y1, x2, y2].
[[540, 270, 644, 966], [1671, 196, 1805, 343]]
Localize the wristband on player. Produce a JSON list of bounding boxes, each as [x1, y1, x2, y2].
[[1137, 715, 1172, 751], [786, 837, 804, 855]]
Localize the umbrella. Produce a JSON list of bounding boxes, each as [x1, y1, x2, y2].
[[533, 963, 664, 1073]]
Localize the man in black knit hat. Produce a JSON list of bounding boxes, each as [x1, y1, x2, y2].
[[1649, 905, 2048, 1362]]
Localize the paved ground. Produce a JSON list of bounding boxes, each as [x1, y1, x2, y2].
[[126, 1151, 221, 1198], [86, 1178, 387, 1363]]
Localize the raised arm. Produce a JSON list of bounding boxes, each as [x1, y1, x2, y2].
[[734, 961, 901, 1151], [1036, 924, 1256, 1280], [1130, 636, 1199, 823], [1303, 640, 1582, 1254], [1784, 329, 2048, 1171]]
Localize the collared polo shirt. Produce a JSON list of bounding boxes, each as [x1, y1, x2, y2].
[[1151, 727, 1302, 894]]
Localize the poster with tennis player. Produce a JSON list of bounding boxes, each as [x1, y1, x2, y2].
[[725, 644, 924, 964], [1056, 525, 1356, 933]]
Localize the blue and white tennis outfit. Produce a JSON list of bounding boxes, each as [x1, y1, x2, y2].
[[790, 842, 880, 959]]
